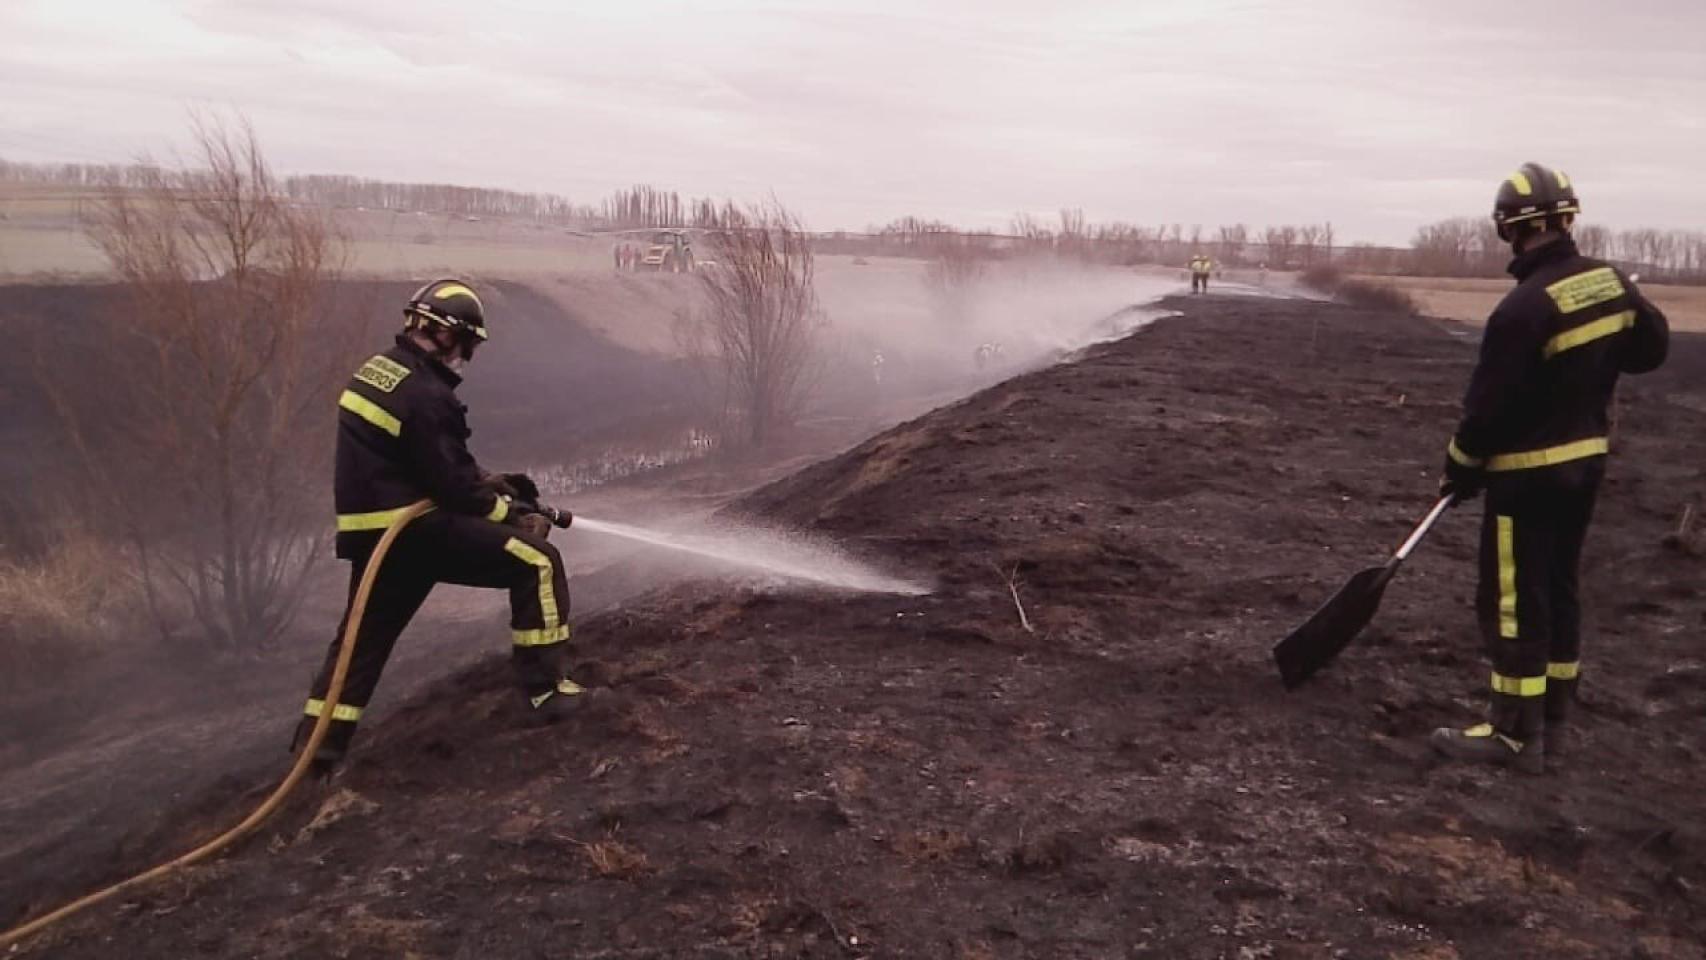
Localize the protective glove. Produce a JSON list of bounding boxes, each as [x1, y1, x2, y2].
[[1440, 454, 1485, 504], [479, 472, 541, 504], [515, 511, 553, 540], [500, 472, 541, 503], [479, 472, 519, 499]]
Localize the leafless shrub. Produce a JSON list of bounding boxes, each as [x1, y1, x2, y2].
[[683, 200, 821, 449], [1338, 279, 1419, 315], [1299, 263, 1418, 315], [40, 114, 350, 653], [1299, 263, 1344, 295]]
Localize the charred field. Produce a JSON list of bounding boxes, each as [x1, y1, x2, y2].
[[10, 294, 1706, 959]]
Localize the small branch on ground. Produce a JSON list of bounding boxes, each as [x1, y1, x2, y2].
[[1662, 503, 1699, 554], [995, 562, 1035, 634]]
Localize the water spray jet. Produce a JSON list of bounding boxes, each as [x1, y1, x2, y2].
[[571, 516, 930, 596]]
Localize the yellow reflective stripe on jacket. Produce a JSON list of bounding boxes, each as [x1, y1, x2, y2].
[[339, 389, 402, 437], [304, 698, 363, 722], [1447, 438, 1483, 468], [1486, 437, 1608, 472], [504, 537, 562, 631], [1547, 661, 1580, 680], [337, 507, 413, 532], [337, 506, 416, 532], [1544, 310, 1634, 359], [1491, 672, 1546, 697], [487, 496, 511, 523], [513, 624, 571, 647], [1496, 516, 1518, 639], [1545, 267, 1624, 314]]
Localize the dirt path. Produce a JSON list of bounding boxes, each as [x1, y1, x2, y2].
[[10, 295, 1706, 959]]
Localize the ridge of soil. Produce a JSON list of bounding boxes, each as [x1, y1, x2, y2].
[[11, 295, 1706, 959]]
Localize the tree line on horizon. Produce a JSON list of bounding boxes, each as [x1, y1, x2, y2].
[[4, 157, 1702, 284]]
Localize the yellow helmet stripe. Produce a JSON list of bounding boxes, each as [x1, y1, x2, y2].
[[1555, 170, 1571, 189], [1507, 172, 1533, 196], [433, 283, 483, 308]]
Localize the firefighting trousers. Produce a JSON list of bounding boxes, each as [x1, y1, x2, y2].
[[1474, 464, 1601, 734], [1192, 273, 1208, 293], [299, 510, 572, 757]]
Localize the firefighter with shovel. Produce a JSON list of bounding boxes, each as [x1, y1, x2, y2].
[[293, 278, 584, 776], [1431, 164, 1668, 772]]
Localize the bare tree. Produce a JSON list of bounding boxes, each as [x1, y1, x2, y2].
[[42, 115, 349, 653], [686, 200, 822, 449], [924, 235, 989, 328], [1216, 224, 1248, 266]]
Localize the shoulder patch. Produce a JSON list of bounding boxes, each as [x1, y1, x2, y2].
[[1545, 267, 1624, 314], [354, 355, 412, 393]]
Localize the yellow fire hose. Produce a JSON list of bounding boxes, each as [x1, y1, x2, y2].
[[0, 500, 435, 952]]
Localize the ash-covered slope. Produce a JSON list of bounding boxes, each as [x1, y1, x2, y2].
[[22, 296, 1706, 959]]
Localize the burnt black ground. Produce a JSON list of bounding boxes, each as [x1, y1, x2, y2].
[[8, 294, 1706, 959]]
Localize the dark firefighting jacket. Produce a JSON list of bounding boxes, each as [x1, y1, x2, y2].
[[333, 335, 509, 558], [1448, 237, 1669, 481]]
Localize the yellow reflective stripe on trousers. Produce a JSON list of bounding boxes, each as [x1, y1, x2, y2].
[[304, 698, 363, 722], [513, 624, 571, 647], [1486, 437, 1608, 472], [504, 537, 561, 637], [486, 496, 511, 523], [1545, 267, 1624, 314], [1490, 672, 1546, 697], [1447, 438, 1483, 468], [1547, 661, 1580, 680], [1544, 310, 1634, 359], [337, 506, 416, 532], [339, 389, 402, 437], [1497, 515, 1518, 639]]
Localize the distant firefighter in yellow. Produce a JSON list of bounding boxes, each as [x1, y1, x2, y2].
[[1189, 254, 1213, 294]]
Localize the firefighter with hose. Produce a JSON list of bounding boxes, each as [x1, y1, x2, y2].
[[1432, 164, 1668, 773], [293, 278, 584, 776]]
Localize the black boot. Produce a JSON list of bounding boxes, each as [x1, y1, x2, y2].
[[1430, 692, 1545, 775], [1544, 674, 1578, 770], [523, 676, 587, 725], [290, 715, 355, 780], [514, 640, 586, 724]]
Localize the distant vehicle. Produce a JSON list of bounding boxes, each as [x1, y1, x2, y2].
[[639, 230, 695, 273]]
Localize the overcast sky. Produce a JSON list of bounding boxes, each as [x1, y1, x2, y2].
[[4, 0, 1703, 244]]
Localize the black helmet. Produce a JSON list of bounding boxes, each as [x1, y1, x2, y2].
[[1492, 162, 1580, 241], [404, 278, 488, 343]]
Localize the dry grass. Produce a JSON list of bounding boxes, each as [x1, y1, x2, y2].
[[575, 834, 652, 880], [895, 828, 973, 863], [0, 530, 137, 690], [1365, 274, 1706, 332]]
